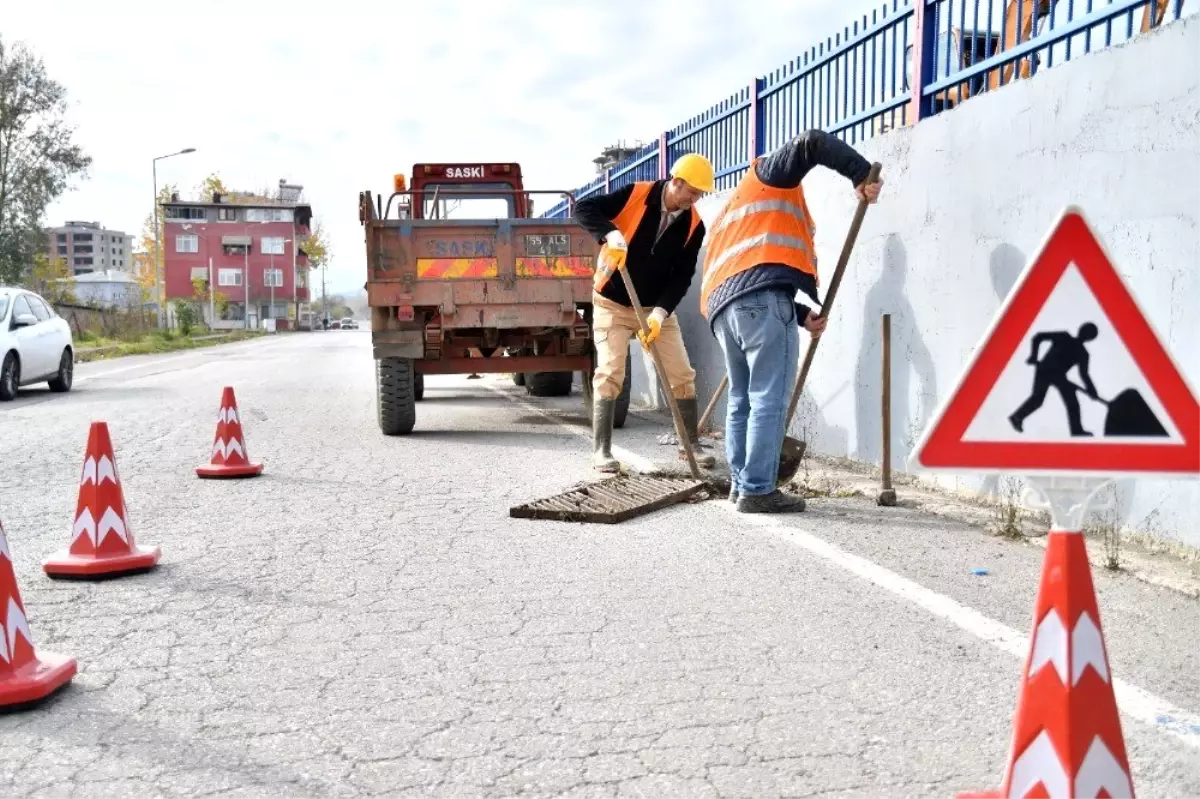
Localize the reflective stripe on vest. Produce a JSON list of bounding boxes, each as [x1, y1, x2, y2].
[[708, 198, 815, 240], [594, 181, 703, 293], [699, 161, 817, 318]]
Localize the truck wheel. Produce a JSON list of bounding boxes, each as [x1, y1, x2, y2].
[[526, 371, 573, 397], [415, 373, 425, 402], [513, 372, 525, 387], [377, 357, 416, 435], [582, 356, 631, 429]]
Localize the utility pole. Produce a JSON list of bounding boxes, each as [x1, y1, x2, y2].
[[151, 147, 196, 328]]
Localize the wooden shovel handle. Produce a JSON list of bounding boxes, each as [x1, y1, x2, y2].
[[784, 162, 883, 428]]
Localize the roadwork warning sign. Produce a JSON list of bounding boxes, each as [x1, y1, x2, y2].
[[911, 206, 1200, 478]]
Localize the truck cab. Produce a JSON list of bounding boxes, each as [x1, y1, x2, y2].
[[403, 163, 531, 220]]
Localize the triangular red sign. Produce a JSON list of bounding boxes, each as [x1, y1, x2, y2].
[[912, 206, 1200, 477]]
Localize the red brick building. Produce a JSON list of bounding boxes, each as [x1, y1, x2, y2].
[[161, 180, 313, 329]]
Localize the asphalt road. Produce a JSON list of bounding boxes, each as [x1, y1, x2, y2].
[[1, 331, 1197, 798]]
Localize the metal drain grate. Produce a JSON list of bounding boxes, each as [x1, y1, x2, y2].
[[509, 475, 708, 524]]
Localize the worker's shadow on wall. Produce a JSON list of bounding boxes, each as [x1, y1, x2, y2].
[[853, 235, 937, 469], [978, 243, 1026, 499]]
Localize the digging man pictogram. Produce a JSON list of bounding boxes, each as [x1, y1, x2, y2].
[[1007, 321, 1169, 438], [1009, 323, 1101, 436]]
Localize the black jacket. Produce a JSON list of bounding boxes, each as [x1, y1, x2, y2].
[[574, 180, 705, 315], [705, 129, 872, 328]]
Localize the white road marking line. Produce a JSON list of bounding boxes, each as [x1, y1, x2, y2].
[[74, 336, 283, 385], [724, 506, 1200, 749], [495, 381, 1200, 750]]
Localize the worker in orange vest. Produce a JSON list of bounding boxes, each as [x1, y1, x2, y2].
[[699, 131, 883, 513], [576, 154, 717, 473]]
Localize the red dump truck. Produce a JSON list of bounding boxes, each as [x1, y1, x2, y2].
[[358, 162, 632, 435]]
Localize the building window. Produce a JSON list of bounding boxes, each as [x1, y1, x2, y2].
[[261, 237, 286, 255], [56, 233, 66, 242], [218, 268, 243, 287], [220, 302, 245, 321], [72, 233, 93, 242], [164, 207, 206, 221], [176, 234, 199, 253], [74, 256, 93, 266], [246, 208, 292, 223], [223, 243, 249, 256], [217, 207, 239, 222], [264, 268, 284, 287]]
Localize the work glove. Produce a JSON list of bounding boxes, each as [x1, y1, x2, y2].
[[637, 307, 667, 350], [600, 230, 628, 272]]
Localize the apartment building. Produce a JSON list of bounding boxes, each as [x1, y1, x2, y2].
[[46, 221, 134, 275], [161, 180, 312, 330]]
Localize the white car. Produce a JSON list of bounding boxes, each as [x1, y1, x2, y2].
[[0, 287, 75, 401]]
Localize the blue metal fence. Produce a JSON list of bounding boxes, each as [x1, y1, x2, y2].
[[543, 0, 1192, 218]]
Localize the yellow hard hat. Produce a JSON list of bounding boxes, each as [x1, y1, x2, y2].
[[669, 153, 715, 193]]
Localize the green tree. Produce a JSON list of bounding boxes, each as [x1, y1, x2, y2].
[[0, 36, 92, 284], [196, 173, 228, 200], [299, 217, 330, 314], [28, 252, 75, 303], [137, 183, 178, 307], [174, 300, 198, 336]]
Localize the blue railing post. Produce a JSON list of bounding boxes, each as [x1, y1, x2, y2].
[[910, 0, 938, 121], [658, 132, 669, 179], [749, 78, 765, 160]]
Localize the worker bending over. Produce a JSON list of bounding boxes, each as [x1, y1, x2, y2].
[[700, 131, 883, 513], [576, 154, 717, 473]]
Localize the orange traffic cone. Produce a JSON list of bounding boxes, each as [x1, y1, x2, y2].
[[2, 520, 77, 708], [960, 529, 1134, 798], [43, 422, 162, 579], [196, 386, 263, 478]]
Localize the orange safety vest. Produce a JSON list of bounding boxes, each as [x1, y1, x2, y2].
[[698, 159, 818, 318], [593, 181, 703, 293]]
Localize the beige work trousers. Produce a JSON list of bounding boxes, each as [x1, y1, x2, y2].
[[591, 292, 697, 400]]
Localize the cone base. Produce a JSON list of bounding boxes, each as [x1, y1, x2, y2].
[[196, 461, 263, 479], [43, 545, 161, 579], [0, 651, 77, 711]]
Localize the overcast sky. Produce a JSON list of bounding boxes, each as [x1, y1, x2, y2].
[[8, 0, 882, 295]]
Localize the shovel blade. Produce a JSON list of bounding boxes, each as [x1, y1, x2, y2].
[[776, 436, 807, 487]]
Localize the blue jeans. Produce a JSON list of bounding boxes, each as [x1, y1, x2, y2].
[[713, 288, 799, 496]]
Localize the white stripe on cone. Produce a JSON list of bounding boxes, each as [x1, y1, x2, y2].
[[1028, 608, 1110, 687], [0, 596, 32, 665], [211, 438, 246, 461], [1075, 737, 1133, 798], [1071, 611, 1110, 685], [71, 507, 129, 546], [79, 455, 117, 486], [1008, 730, 1069, 798]]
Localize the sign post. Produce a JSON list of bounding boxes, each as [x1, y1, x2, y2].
[[910, 206, 1199, 798]]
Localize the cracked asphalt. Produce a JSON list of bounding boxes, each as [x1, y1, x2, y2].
[[1, 331, 1198, 798]]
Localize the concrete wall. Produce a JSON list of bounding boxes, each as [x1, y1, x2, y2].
[[627, 14, 1200, 548]]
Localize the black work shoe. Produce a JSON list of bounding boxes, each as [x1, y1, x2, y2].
[[736, 490, 806, 514]]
